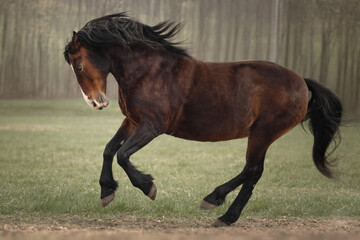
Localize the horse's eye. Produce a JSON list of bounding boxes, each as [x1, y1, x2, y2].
[[76, 65, 83, 73]]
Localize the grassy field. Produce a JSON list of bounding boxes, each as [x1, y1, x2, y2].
[[0, 100, 359, 224]]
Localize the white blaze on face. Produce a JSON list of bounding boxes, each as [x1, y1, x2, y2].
[[80, 87, 97, 109], [71, 64, 95, 109]]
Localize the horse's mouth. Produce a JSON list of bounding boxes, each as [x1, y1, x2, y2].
[[92, 99, 109, 110], [92, 92, 110, 110]]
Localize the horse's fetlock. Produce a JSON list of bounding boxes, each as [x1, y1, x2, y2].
[[99, 178, 118, 189]]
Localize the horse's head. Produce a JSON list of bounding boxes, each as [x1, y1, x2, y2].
[[64, 32, 110, 110]]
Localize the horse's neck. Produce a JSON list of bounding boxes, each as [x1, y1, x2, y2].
[[108, 46, 187, 95]]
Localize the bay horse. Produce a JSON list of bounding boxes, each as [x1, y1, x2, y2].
[[64, 13, 342, 227]]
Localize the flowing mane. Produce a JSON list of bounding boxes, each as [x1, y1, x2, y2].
[[64, 13, 188, 63]]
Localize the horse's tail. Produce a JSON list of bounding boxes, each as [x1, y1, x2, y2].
[[302, 78, 342, 178]]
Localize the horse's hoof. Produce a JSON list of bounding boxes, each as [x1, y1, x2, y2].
[[199, 200, 217, 210], [101, 193, 115, 207], [147, 183, 157, 200], [213, 218, 229, 227]]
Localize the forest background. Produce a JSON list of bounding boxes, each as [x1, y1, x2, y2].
[[0, 0, 359, 113]]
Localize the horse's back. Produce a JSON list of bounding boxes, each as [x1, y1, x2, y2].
[[170, 60, 308, 142]]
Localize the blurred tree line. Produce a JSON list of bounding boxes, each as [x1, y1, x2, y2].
[[0, 0, 359, 112]]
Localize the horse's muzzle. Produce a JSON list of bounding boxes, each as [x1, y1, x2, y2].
[[94, 92, 110, 110]]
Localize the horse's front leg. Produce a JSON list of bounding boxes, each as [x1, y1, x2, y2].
[[100, 118, 136, 207], [117, 122, 160, 200]]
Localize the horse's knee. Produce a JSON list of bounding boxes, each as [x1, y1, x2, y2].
[[103, 143, 115, 160], [116, 151, 128, 167]]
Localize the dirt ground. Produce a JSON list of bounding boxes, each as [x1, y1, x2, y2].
[[1, 216, 360, 240]]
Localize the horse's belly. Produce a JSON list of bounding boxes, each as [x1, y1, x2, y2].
[[168, 92, 256, 141], [169, 113, 252, 142], [170, 125, 249, 142]]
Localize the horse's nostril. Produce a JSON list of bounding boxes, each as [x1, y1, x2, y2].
[[98, 92, 110, 106], [92, 102, 97, 108]]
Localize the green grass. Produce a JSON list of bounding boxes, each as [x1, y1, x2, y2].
[[0, 100, 359, 221]]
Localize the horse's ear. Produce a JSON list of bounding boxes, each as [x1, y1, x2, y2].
[[71, 31, 80, 49]]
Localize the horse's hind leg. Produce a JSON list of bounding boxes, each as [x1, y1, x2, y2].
[[214, 154, 265, 227], [200, 165, 249, 210], [211, 115, 298, 226], [206, 128, 274, 226], [200, 132, 269, 211]]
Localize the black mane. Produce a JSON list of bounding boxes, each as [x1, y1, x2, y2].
[[64, 13, 188, 63]]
